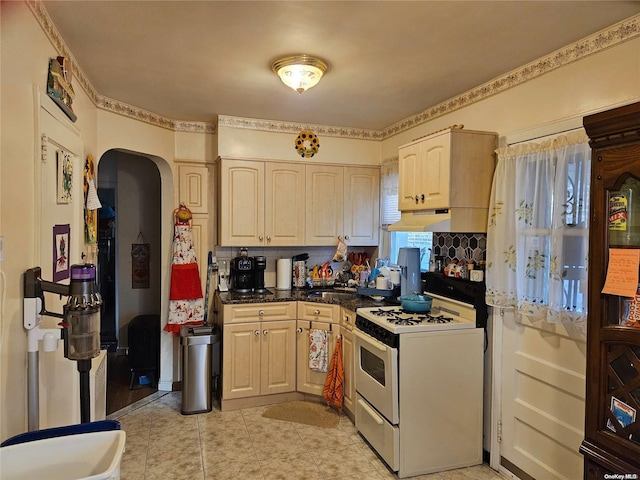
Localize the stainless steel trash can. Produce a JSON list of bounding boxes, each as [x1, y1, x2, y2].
[[180, 325, 220, 415]]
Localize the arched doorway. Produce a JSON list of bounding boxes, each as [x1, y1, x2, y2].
[[97, 149, 163, 414]]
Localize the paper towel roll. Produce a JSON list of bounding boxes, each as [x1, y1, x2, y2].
[[276, 258, 292, 290]]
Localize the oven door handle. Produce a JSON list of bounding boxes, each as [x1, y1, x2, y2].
[[357, 398, 384, 425], [353, 328, 387, 352]]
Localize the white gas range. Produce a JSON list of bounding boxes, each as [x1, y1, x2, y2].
[[356, 292, 478, 335], [354, 273, 486, 478]]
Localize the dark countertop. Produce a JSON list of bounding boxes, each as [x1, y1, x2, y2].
[[216, 288, 400, 311]]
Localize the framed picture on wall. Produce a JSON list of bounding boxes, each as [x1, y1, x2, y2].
[[57, 149, 73, 204], [53, 224, 70, 282]]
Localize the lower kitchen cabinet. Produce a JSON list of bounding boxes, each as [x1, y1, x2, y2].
[[222, 319, 296, 400], [296, 319, 339, 396], [341, 307, 356, 416]]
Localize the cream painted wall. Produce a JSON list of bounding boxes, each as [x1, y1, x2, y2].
[[0, 2, 101, 440], [380, 37, 640, 156], [175, 130, 218, 163], [217, 126, 381, 165]]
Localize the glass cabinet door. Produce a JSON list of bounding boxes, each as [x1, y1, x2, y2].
[[603, 175, 640, 446]]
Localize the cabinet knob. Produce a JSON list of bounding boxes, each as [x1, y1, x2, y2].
[[338, 235, 343, 241], [258, 310, 264, 316], [344, 316, 350, 323], [263, 329, 268, 336], [297, 327, 303, 334], [314, 309, 320, 316], [254, 330, 260, 336], [267, 236, 271, 243], [415, 195, 419, 204], [259, 235, 264, 241], [421, 194, 425, 203], [344, 235, 350, 240]]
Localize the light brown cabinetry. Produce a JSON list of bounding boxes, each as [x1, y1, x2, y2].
[[218, 159, 379, 247], [397, 128, 497, 214], [296, 319, 339, 396], [177, 162, 211, 291], [305, 165, 379, 246], [178, 164, 209, 213], [580, 102, 640, 477], [296, 302, 340, 396], [217, 159, 305, 246], [340, 307, 356, 415], [220, 302, 297, 401]]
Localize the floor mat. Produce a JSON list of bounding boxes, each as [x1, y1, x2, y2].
[[261, 401, 340, 428]]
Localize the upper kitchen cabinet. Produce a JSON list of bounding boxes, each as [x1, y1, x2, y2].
[[217, 159, 305, 246], [177, 162, 212, 290], [177, 163, 209, 213], [265, 162, 306, 246], [398, 127, 497, 212], [306, 165, 380, 246]]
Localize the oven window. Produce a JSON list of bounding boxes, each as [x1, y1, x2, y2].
[[361, 347, 386, 386]]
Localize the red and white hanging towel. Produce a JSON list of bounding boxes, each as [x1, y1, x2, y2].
[[164, 222, 204, 335]]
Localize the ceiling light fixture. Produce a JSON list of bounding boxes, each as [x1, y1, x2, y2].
[[271, 55, 329, 94]]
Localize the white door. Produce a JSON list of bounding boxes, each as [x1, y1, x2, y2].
[[496, 308, 586, 480]]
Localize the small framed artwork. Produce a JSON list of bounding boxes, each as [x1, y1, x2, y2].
[[53, 224, 70, 282], [131, 240, 150, 289], [57, 150, 73, 204]]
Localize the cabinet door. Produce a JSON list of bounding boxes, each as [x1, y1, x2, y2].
[[398, 142, 425, 212], [296, 320, 339, 396], [189, 214, 210, 294], [422, 135, 451, 210], [305, 165, 344, 245], [261, 320, 297, 395], [341, 326, 355, 415], [178, 164, 209, 214], [344, 167, 380, 246], [222, 323, 261, 399], [265, 163, 305, 246], [218, 160, 264, 246]]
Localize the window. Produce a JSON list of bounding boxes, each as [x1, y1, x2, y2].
[[390, 232, 433, 271]]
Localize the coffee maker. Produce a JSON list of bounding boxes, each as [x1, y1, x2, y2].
[[230, 248, 255, 293]]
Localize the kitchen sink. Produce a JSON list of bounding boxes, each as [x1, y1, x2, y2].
[[307, 291, 355, 300]]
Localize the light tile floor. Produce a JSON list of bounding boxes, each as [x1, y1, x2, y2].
[[109, 392, 508, 480]]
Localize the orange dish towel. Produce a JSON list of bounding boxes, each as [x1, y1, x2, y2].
[[323, 336, 344, 411]]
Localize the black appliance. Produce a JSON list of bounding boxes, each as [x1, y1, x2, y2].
[[253, 256, 267, 293], [230, 248, 255, 293], [128, 314, 160, 389]]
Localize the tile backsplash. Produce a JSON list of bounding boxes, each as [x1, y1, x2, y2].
[[214, 234, 485, 288], [432, 233, 486, 265]]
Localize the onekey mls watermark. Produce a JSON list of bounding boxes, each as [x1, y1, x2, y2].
[[603, 475, 638, 479]]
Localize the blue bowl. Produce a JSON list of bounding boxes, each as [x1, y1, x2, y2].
[[398, 294, 432, 313]]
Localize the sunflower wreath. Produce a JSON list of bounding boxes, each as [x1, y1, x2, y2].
[[295, 130, 320, 158]]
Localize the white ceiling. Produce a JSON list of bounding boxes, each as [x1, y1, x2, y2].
[[42, 1, 640, 131]]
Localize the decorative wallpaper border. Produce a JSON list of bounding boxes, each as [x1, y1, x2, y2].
[[217, 116, 384, 141], [29, 1, 640, 140]]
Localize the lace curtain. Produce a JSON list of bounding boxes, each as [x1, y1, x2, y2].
[[381, 157, 400, 226], [485, 131, 591, 331]]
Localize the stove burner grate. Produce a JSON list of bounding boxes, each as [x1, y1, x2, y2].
[[371, 308, 402, 316], [388, 316, 422, 325], [426, 314, 453, 323]]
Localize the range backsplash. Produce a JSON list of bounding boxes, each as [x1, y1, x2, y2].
[[432, 233, 487, 265]]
